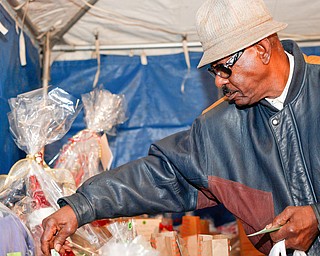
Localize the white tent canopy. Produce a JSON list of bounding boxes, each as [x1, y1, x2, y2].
[[3, 0, 320, 59]]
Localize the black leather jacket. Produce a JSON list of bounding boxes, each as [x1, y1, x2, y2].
[[59, 40, 320, 254]]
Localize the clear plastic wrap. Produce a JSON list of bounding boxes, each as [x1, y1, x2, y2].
[[82, 87, 127, 135], [99, 221, 159, 256], [54, 88, 127, 187], [0, 87, 108, 255], [7, 87, 82, 155], [0, 155, 61, 255], [0, 174, 7, 191], [0, 202, 35, 255], [54, 130, 103, 187]]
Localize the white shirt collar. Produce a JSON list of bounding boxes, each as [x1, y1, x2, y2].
[[265, 51, 294, 110]]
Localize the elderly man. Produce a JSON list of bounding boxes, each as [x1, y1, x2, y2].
[[41, 0, 320, 255]]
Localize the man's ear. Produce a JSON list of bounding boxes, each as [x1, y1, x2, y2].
[[255, 38, 272, 64]]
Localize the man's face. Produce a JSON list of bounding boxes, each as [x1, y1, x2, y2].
[[212, 45, 270, 106]]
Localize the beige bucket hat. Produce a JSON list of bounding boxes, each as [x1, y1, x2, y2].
[[196, 0, 287, 68]]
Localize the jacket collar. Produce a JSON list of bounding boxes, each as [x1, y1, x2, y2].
[[260, 40, 306, 109], [282, 40, 306, 105]]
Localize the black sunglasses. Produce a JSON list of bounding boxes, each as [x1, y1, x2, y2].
[[207, 49, 245, 79]]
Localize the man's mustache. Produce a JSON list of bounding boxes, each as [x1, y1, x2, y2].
[[222, 85, 231, 95], [222, 85, 239, 96]]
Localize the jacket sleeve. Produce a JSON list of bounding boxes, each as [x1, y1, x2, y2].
[[57, 127, 205, 227]]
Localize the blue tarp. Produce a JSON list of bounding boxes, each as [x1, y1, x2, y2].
[[0, 5, 41, 175], [45, 53, 219, 168]]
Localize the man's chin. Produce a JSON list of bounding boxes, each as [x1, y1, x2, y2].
[[232, 97, 251, 107]]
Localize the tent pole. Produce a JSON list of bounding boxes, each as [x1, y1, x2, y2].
[[51, 39, 320, 53], [52, 41, 202, 52], [42, 32, 51, 93]]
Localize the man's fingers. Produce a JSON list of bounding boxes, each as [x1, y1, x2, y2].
[[270, 222, 288, 242], [40, 237, 52, 256], [62, 242, 73, 252], [40, 219, 59, 255], [271, 207, 294, 227], [270, 206, 319, 251], [53, 227, 73, 253], [41, 206, 79, 255]]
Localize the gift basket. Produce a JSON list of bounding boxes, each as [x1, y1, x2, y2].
[[54, 87, 127, 187], [99, 220, 160, 256], [0, 202, 35, 255], [0, 87, 108, 255]]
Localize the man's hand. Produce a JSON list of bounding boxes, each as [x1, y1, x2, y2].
[[41, 205, 78, 255], [267, 205, 319, 251]]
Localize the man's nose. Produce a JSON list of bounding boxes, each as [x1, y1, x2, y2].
[[215, 75, 229, 88]]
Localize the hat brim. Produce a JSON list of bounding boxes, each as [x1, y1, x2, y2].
[[197, 20, 287, 68]]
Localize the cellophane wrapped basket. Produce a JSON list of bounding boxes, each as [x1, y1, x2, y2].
[[0, 87, 108, 255], [54, 87, 127, 187]]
